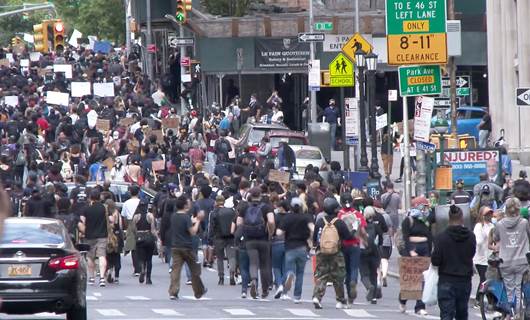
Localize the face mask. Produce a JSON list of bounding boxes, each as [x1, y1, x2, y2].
[[491, 218, 498, 225]]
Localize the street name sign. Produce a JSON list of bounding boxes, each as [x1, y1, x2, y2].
[[416, 141, 436, 152], [517, 88, 530, 106], [298, 33, 325, 42], [441, 76, 470, 96], [386, 0, 448, 65], [314, 22, 333, 31], [398, 65, 442, 96], [342, 33, 373, 61], [328, 53, 354, 87], [169, 37, 194, 47]]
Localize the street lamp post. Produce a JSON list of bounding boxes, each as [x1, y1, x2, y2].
[[366, 52, 381, 179], [433, 118, 449, 166], [355, 49, 369, 172]]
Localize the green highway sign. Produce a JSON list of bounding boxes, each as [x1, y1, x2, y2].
[[457, 87, 470, 96], [398, 65, 442, 96], [314, 22, 333, 31], [386, 0, 447, 34]]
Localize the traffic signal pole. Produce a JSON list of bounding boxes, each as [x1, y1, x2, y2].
[[146, 0, 154, 91], [180, 23, 187, 113], [309, 0, 317, 124], [448, 0, 457, 136]]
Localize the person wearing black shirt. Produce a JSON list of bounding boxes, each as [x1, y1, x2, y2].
[[168, 195, 207, 300], [235, 188, 275, 299], [274, 198, 314, 303], [79, 189, 108, 287], [478, 110, 492, 148]]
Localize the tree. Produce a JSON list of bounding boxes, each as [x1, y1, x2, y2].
[[0, 0, 51, 46], [201, 0, 256, 17]]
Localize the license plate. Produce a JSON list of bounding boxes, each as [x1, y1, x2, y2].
[[7, 264, 32, 277]]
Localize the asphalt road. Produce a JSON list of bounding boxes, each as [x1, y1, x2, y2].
[[0, 251, 484, 320]]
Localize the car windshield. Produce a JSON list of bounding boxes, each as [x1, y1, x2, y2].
[[270, 136, 305, 148], [2, 222, 65, 245], [296, 149, 322, 160]]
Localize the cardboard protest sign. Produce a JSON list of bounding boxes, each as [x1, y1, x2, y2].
[[93, 82, 115, 97], [46, 91, 70, 106], [71, 82, 91, 97], [398, 257, 431, 300], [152, 160, 165, 172], [268, 169, 290, 184], [96, 119, 110, 132], [148, 130, 164, 143], [0, 59, 10, 67], [119, 117, 135, 127], [161, 117, 179, 129]]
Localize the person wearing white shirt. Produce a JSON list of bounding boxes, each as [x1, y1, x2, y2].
[[472, 206, 494, 305], [122, 185, 142, 275], [271, 104, 284, 124]]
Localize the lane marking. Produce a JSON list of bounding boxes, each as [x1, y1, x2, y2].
[[343, 309, 376, 318], [87, 295, 99, 301], [126, 296, 151, 300], [182, 295, 213, 300], [93, 292, 102, 297], [152, 309, 182, 316], [286, 308, 319, 317], [223, 308, 255, 316], [96, 309, 126, 316]]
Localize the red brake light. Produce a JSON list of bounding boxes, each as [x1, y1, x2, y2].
[[48, 254, 79, 270]]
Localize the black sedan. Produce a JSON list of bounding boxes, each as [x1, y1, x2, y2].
[[0, 217, 87, 319]]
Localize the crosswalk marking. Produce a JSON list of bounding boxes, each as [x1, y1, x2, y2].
[[343, 309, 376, 318], [152, 309, 182, 316], [286, 309, 319, 317], [34, 313, 61, 318], [87, 295, 98, 301], [126, 295, 151, 300], [223, 308, 255, 316], [182, 295, 213, 300], [93, 292, 102, 297], [96, 309, 126, 316]]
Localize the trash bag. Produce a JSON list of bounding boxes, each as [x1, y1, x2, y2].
[[422, 264, 439, 306]]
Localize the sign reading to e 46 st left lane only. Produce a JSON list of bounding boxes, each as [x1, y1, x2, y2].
[[398, 65, 442, 96], [386, 0, 447, 65]]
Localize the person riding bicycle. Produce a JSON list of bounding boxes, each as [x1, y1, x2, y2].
[[492, 197, 530, 312]]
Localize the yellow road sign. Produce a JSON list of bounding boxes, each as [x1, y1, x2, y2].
[[387, 33, 447, 65], [342, 33, 373, 61], [328, 53, 354, 87]]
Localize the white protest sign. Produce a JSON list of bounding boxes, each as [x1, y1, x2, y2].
[[6, 53, 13, 64], [413, 96, 435, 143], [71, 82, 91, 97], [20, 59, 29, 67], [68, 29, 83, 47], [5, 96, 18, 107], [46, 91, 70, 106], [29, 52, 41, 62], [88, 36, 97, 50], [53, 64, 73, 79], [376, 113, 388, 131], [23, 33, 34, 43], [93, 82, 115, 97], [181, 74, 191, 83]]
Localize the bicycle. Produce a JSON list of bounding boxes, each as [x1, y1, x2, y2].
[[478, 254, 530, 320]]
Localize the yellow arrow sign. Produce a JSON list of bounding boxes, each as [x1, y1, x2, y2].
[[342, 32, 373, 62]]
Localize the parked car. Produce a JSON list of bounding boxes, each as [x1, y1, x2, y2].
[[268, 130, 308, 156], [0, 217, 88, 319], [431, 106, 486, 140], [274, 145, 328, 181], [65, 181, 157, 208], [238, 122, 289, 152]]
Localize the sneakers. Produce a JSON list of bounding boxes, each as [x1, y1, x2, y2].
[[382, 277, 388, 287], [416, 309, 428, 316], [241, 292, 247, 299], [114, 278, 119, 284], [371, 298, 377, 304], [274, 285, 284, 299], [313, 297, 322, 309], [186, 280, 192, 285], [146, 278, 152, 285], [399, 304, 406, 313], [261, 290, 269, 299], [195, 287, 208, 300], [169, 295, 178, 300], [293, 298, 301, 304], [218, 277, 224, 285], [280, 294, 291, 300], [99, 279, 106, 287], [139, 272, 145, 284], [134, 273, 140, 277], [250, 280, 257, 299], [88, 277, 95, 285], [395, 178, 403, 183], [229, 273, 236, 286], [284, 273, 294, 294], [168, 268, 172, 274], [336, 302, 346, 309]]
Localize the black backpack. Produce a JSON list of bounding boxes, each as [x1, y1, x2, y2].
[[216, 208, 235, 238], [242, 204, 266, 239], [329, 170, 344, 189], [215, 138, 232, 155], [361, 222, 380, 257]]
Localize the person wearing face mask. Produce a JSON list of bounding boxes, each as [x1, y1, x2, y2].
[[110, 158, 126, 182], [472, 206, 494, 307], [322, 99, 340, 151]]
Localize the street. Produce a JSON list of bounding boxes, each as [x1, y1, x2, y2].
[[0, 253, 483, 320]]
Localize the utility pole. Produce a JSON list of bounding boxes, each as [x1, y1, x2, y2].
[[124, 0, 131, 55], [403, 96, 412, 211], [448, 0, 457, 135], [179, 23, 187, 112], [146, 0, 154, 91], [309, 0, 317, 123]]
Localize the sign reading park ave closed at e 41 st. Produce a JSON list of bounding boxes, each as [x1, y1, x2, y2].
[[386, 0, 447, 65], [398, 65, 442, 96]]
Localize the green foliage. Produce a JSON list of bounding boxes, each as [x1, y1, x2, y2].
[[201, 0, 255, 17], [0, 0, 51, 46]]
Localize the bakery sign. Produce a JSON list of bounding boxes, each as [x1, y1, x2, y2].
[[255, 37, 310, 69]]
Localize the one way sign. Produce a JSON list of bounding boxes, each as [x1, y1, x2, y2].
[[298, 33, 325, 42], [517, 88, 530, 106]]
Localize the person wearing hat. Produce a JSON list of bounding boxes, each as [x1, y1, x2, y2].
[[399, 196, 435, 315], [470, 184, 498, 222], [208, 194, 237, 286], [450, 179, 471, 204], [472, 206, 494, 306]]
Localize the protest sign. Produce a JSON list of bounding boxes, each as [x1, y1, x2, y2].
[[103, 158, 114, 170], [94, 41, 112, 54], [29, 52, 41, 62], [268, 169, 290, 184], [20, 59, 29, 67], [119, 117, 135, 127], [6, 54, 13, 63], [71, 82, 91, 97], [399, 257, 431, 300], [148, 130, 164, 143], [93, 82, 115, 97], [96, 119, 111, 132], [68, 29, 82, 47], [152, 160, 165, 172], [46, 91, 70, 106], [5, 96, 18, 107], [23, 33, 34, 43], [0, 59, 10, 67], [53, 64, 73, 79], [161, 117, 179, 129]]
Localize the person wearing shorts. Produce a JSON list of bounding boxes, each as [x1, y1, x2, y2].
[[79, 189, 108, 287]]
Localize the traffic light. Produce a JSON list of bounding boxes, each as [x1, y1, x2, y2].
[[33, 22, 49, 53], [11, 36, 22, 47], [176, 0, 191, 24], [53, 20, 65, 52]]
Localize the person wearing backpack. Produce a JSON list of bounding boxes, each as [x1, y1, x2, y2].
[[235, 187, 275, 299], [327, 161, 345, 192], [312, 197, 354, 309], [359, 206, 383, 305], [208, 195, 237, 286], [337, 193, 366, 306], [215, 131, 232, 163]]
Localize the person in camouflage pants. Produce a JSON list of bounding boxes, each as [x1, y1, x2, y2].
[[313, 251, 347, 304]]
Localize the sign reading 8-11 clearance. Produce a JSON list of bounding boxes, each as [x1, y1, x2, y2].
[[386, 0, 447, 65]]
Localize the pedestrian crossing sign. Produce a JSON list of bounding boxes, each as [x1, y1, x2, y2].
[[328, 53, 354, 87], [342, 32, 373, 62]]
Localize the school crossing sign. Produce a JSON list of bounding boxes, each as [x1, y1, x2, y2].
[[328, 53, 354, 87], [386, 0, 447, 65]]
